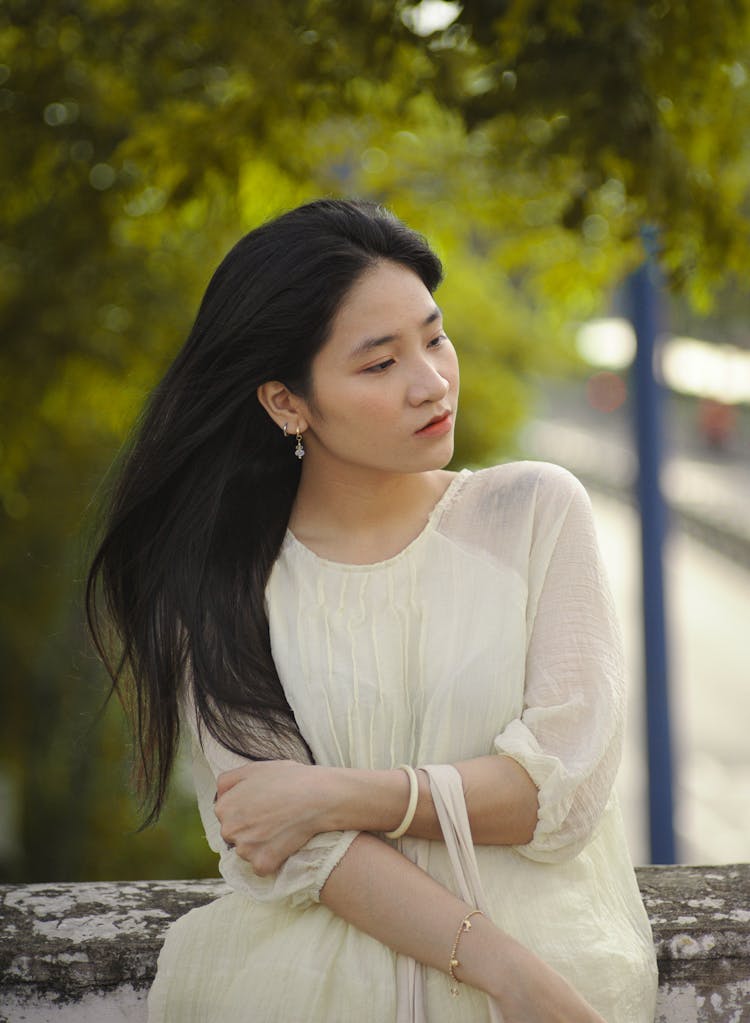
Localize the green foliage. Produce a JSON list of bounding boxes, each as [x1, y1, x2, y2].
[[426, 0, 750, 290], [1, 0, 748, 882]]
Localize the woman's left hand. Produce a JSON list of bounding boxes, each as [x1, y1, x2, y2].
[[214, 761, 330, 876]]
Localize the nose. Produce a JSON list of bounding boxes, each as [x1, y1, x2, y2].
[[407, 356, 450, 407]]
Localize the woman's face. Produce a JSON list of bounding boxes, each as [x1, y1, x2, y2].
[[299, 260, 459, 479]]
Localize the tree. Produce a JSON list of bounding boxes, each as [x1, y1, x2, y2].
[[2, 0, 748, 881]]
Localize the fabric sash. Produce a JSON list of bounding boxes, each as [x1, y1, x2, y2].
[[395, 763, 505, 1023]]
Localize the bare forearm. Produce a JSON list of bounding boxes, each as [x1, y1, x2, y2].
[[319, 832, 504, 996], [319, 831, 604, 1022], [321, 755, 539, 845], [218, 768, 602, 1020]]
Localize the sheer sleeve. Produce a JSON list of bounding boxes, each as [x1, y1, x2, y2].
[[183, 693, 359, 909], [492, 466, 625, 862]]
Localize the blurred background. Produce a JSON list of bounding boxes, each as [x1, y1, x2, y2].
[[2, 0, 749, 883]]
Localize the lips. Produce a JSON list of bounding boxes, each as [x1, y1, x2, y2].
[[416, 410, 452, 433]]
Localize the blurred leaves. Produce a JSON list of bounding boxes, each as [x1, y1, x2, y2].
[[2, 0, 749, 881]]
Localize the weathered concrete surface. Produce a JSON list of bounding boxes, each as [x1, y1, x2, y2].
[[642, 865, 750, 1022], [0, 866, 748, 1021], [1, 984, 146, 1022], [0, 879, 227, 1022]]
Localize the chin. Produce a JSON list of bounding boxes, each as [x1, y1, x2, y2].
[[418, 443, 456, 472]]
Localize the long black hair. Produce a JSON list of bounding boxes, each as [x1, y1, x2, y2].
[[86, 198, 443, 824]]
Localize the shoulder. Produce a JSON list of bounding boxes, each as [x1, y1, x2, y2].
[[435, 461, 590, 567], [465, 460, 589, 516]]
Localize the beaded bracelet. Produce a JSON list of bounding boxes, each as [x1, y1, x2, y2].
[[448, 909, 484, 996], [384, 764, 419, 839]]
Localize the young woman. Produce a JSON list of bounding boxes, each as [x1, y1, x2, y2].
[[87, 199, 658, 1022]]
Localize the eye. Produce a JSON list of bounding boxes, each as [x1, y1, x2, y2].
[[363, 358, 395, 374], [428, 333, 447, 348]]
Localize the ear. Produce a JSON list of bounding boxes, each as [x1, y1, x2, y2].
[[256, 381, 308, 434]]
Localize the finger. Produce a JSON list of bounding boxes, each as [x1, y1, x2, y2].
[[216, 766, 252, 796]]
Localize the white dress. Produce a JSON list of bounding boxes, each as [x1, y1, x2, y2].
[[148, 462, 658, 1023]]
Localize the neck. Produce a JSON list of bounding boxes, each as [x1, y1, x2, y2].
[[289, 463, 452, 544]]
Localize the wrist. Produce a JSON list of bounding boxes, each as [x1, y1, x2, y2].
[[447, 913, 508, 999], [314, 766, 415, 834], [310, 765, 348, 833]]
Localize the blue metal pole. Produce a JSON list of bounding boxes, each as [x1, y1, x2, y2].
[[627, 237, 676, 864]]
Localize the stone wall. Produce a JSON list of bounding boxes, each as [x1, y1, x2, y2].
[[1, 865, 748, 1021]]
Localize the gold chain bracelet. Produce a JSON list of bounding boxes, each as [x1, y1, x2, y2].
[[448, 909, 484, 996]]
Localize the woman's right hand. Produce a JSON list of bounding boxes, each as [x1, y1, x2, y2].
[[488, 932, 606, 1023]]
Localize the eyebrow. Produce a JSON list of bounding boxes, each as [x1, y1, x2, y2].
[[348, 306, 442, 360]]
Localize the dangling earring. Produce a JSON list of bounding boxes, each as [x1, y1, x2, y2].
[[294, 428, 305, 459]]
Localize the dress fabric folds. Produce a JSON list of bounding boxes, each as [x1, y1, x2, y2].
[[148, 461, 659, 1023]]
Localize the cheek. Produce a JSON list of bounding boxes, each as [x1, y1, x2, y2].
[[341, 381, 398, 417], [348, 394, 400, 432], [315, 386, 398, 433]]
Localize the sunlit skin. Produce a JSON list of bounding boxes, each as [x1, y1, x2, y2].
[[296, 258, 459, 475], [258, 259, 460, 564]]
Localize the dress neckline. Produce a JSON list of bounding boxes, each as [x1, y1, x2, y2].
[[283, 469, 472, 571]]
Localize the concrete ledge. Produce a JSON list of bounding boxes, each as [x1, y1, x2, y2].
[[1, 865, 749, 1021], [638, 865, 750, 1020], [0, 878, 225, 1022]]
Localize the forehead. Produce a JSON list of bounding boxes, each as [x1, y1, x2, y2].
[[329, 261, 436, 340]]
